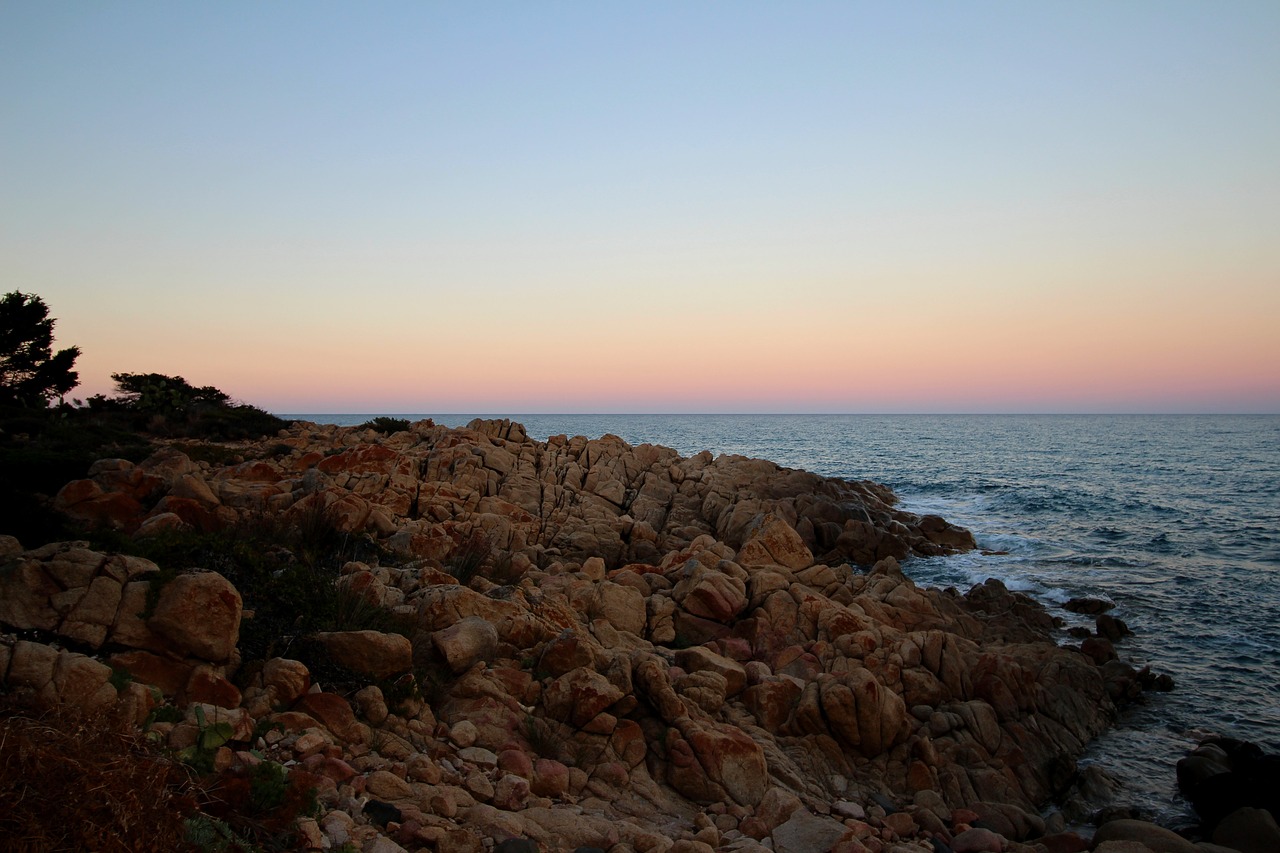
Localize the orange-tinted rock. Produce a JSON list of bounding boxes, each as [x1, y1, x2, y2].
[[531, 758, 571, 797], [52, 478, 103, 509], [294, 692, 363, 743], [538, 632, 595, 678], [0, 559, 61, 632], [311, 630, 413, 680], [743, 679, 802, 731], [676, 722, 768, 806], [58, 492, 145, 532], [107, 649, 193, 697], [148, 571, 242, 662], [185, 664, 242, 708], [542, 667, 623, 729], [736, 514, 814, 570], [675, 646, 747, 696], [317, 444, 399, 474], [149, 496, 221, 531]]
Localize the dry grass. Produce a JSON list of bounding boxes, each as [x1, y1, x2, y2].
[[0, 696, 194, 853]]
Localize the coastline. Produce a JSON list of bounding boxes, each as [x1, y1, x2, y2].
[[2, 417, 1194, 851]]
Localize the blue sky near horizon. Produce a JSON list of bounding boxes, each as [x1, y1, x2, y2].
[[2, 2, 1278, 413]]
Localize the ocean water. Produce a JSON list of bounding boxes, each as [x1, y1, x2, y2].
[[289, 413, 1280, 822]]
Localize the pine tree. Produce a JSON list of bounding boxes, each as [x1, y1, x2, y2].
[[0, 291, 81, 407]]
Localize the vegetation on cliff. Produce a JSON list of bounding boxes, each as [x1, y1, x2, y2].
[[0, 291, 289, 545], [0, 293, 1185, 851], [0, 403, 1180, 853]]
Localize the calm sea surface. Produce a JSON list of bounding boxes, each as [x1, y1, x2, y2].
[[287, 413, 1280, 822]]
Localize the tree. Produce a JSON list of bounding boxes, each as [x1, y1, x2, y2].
[[99, 372, 287, 440], [108, 372, 230, 415], [0, 291, 80, 407]]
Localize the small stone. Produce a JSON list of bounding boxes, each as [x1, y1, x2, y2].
[[450, 720, 479, 748]]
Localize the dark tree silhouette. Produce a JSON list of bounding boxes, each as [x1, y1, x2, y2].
[[0, 291, 80, 407]]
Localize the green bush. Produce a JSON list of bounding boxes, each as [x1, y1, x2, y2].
[[102, 504, 406, 693], [358, 416, 411, 435], [87, 373, 290, 440], [0, 404, 154, 544]]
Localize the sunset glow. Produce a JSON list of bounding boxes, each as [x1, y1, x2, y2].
[[3, 3, 1277, 413]]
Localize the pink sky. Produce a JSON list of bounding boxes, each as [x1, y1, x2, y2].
[[5, 4, 1279, 413]]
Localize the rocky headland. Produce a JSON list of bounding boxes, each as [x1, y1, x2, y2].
[[0, 418, 1213, 852]]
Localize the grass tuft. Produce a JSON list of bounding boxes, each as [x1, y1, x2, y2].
[[0, 696, 193, 852]]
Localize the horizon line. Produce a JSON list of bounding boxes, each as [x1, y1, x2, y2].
[[272, 410, 1280, 418]]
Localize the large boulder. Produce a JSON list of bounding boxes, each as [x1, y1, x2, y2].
[[771, 810, 849, 853], [667, 720, 768, 806], [736, 514, 814, 571], [148, 571, 242, 662], [311, 630, 413, 680], [541, 666, 623, 729], [1089, 820, 1197, 853], [1213, 807, 1280, 853], [432, 616, 500, 674]]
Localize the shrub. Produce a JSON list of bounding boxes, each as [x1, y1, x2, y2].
[[0, 405, 154, 544], [0, 696, 192, 852], [358, 416, 411, 435], [103, 503, 404, 692], [89, 373, 289, 440]]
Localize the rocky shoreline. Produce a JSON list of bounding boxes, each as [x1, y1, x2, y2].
[[0, 417, 1239, 852]]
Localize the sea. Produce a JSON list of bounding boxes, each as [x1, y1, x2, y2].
[[285, 413, 1280, 824]]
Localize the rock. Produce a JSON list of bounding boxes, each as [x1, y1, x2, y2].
[[495, 841, 539, 853], [882, 811, 918, 837], [670, 722, 768, 806], [263, 658, 311, 704], [450, 720, 479, 747], [1095, 614, 1131, 642], [541, 667, 623, 729], [437, 828, 483, 853], [818, 668, 911, 758], [1089, 819, 1197, 853], [0, 558, 61, 632], [537, 632, 595, 678], [675, 669, 729, 714], [756, 787, 804, 832], [588, 582, 647, 636], [147, 571, 242, 662], [7, 640, 58, 692], [353, 684, 390, 725], [1064, 597, 1114, 615], [51, 649, 116, 708], [672, 562, 749, 623], [918, 513, 978, 551], [433, 616, 499, 674], [1080, 636, 1117, 665], [458, 746, 499, 768], [1212, 806, 1280, 853], [366, 770, 415, 801], [18, 418, 1154, 853], [0, 534, 22, 560], [1038, 832, 1088, 853], [185, 664, 241, 708], [294, 692, 363, 743], [531, 759, 570, 798], [951, 827, 1004, 852], [771, 810, 849, 853], [310, 630, 413, 679], [364, 836, 409, 853], [492, 774, 531, 811], [737, 514, 814, 570]]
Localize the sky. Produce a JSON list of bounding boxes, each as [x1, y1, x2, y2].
[[2, 2, 1278, 414]]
